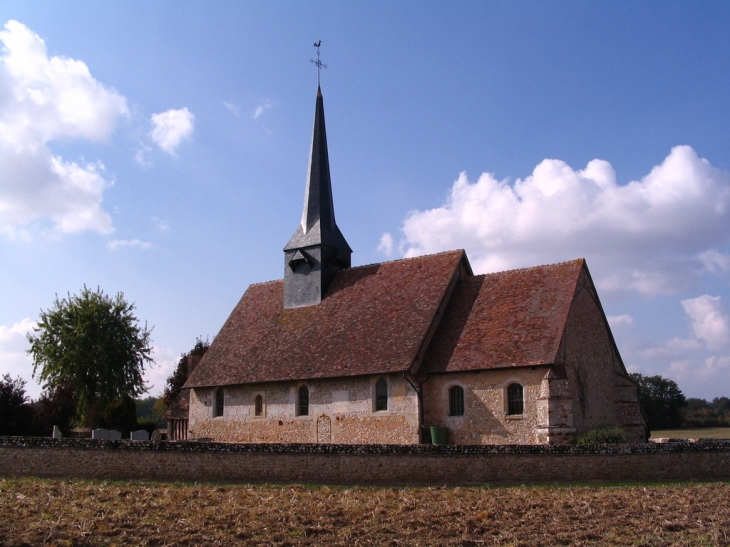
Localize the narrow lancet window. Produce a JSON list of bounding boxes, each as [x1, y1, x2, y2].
[[375, 378, 388, 411], [449, 385, 464, 416], [298, 385, 309, 416], [214, 388, 224, 418], [507, 383, 524, 415], [254, 394, 263, 417]]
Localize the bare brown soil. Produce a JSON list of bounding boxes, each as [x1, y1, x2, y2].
[[1, 478, 729, 546]]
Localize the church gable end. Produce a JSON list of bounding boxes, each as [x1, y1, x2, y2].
[[556, 265, 646, 442]]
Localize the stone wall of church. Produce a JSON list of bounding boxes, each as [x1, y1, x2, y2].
[[188, 373, 420, 444], [422, 368, 549, 445], [560, 271, 646, 443]]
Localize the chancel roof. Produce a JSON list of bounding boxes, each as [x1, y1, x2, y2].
[[185, 250, 467, 388], [420, 259, 585, 374]]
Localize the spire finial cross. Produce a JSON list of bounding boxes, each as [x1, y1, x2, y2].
[[310, 41, 327, 87]]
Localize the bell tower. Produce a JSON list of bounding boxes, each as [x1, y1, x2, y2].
[[283, 86, 352, 308]]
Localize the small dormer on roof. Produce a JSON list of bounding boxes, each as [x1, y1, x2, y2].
[[283, 86, 352, 309]]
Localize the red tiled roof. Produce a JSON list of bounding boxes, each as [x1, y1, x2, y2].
[[420, 259, 585, 374], [185, 250, 466, 388]]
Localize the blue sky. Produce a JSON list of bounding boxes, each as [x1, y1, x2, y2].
[[1, 2, 729, 400]]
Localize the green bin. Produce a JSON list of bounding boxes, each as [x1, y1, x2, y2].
[[430, 426, 448, 445]]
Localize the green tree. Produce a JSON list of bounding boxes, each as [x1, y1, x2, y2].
[[683, 397, 715, 427], [102, 393, 137, 435], [136, 395, 167, 428], [163, 337, 209, 407], [135, 395, 158, 420], [30, 378, 79, 435], [711, 397, 730, 419], [629, 373, 686, 430], [27, 286, 153, 427], [0, 374, 33, 435]]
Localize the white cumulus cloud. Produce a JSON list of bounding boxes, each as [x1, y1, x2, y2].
[[145, 345, 177, 397], [0, 318, 42, 399], [681, 295, 730, 351], [377, 232, 394, 256], [698, 250, 730, 275], [107, 238, 153, 251], [629, 294, 730, 398], [134, 143, 152, 168], [668, 355, 730, 396], [150, 108, 194, 156], [398, 146, 730, 296], [607, 314, 633, 329], [0, 20, 128, 237]]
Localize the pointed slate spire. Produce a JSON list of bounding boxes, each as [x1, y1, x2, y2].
[[283, 87, 352, 309]]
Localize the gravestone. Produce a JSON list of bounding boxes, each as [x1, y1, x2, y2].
[[150, 429, 162, 441], [52, 425, 62, 438], [92, 428, 122, 440], [130, 429, 149, 441]]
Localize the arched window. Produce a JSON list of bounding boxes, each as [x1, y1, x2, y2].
[[298, 385, 309, 416], [254, 394, 263, 417], [507, 383, 524, 415], [375, 378, 388, 411], [449, 385, 464, 416], [214, 388, 224, 417]]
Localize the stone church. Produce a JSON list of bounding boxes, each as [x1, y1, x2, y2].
[[175, 86, 646, 445]]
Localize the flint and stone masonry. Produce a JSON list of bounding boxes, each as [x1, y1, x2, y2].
[[1, 437, 729, 486]]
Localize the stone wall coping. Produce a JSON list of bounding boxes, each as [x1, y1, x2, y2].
[[2, 436, 729, 455]]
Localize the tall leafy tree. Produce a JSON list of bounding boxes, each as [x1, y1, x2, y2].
[[102, 393, 138, 435], [163, 337, 209, 407], [30, 378, 79, 435], [629, 373, 686, 430], [27, 286, 153, 427], [711, 397, 730, 417], [0, 374, 32, 435]]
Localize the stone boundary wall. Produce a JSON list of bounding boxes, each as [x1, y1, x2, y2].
[[1, 437, 729, 486]]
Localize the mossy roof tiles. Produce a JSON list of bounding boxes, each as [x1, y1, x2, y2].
[[185, 252, 587, 388], [420, 259, 585, 374], [185, 250, 466, 388]]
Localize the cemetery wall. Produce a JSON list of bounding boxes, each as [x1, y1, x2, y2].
[[1, 437, 729, 486]]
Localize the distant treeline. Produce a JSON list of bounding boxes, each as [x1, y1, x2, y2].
[[630, 373, 729, 431], [683, 397, 730, 428]]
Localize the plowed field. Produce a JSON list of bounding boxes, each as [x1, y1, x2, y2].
[[1, 478, 728, 546]]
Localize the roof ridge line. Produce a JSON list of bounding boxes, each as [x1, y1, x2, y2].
[[247, 278, 283, 288], [349, 249, 465, 271], [246, 250, 466, 288], [478, 258, 585, 277]]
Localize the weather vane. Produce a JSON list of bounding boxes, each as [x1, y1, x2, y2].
[[310, 41, 327, 87]]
